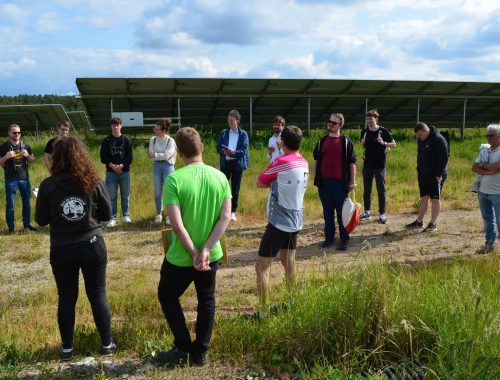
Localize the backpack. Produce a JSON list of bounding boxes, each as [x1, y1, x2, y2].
[[437, 129, 450, 156]]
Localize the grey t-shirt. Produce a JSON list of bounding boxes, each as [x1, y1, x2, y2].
[[476, 144, 500, 194]]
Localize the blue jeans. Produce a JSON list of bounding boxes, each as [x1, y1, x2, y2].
[[478, 191, 500, 247], [105, 171, 130, 220], [153, 161, 174, 213], [362, 167, 386, 214], [5, 179, 32, 229], [318, 178, 349, 243]]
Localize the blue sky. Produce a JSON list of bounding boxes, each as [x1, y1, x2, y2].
[[1, 0, 499, 95]]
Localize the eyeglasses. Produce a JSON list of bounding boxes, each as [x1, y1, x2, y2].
[[486, 134, 498, 138], [11, 132, 21, 135], [327, 121, 340, 126]]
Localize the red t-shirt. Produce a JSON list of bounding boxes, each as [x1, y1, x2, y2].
[[320, 136, 343, 179]]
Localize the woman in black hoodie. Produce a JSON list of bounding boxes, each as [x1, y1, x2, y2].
[[36, 137, 115, 361]]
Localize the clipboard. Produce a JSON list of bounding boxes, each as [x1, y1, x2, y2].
[[161, 228, 228, 264]]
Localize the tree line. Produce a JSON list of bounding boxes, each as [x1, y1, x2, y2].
[[0, 95, 84, 111]]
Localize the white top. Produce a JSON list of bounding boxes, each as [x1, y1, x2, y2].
[[476, 143, 500, 194], [149, 135, 176, 164], [226, 128, 239, 161], [267, 134, 283, 161]]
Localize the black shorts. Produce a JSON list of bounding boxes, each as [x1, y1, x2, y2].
[[258, 223, 299, 258], [418, 173, 446, 199]]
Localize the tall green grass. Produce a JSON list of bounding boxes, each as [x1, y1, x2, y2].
[[214, 257, 499, 379]]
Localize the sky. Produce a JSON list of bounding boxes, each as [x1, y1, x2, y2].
[[1, 0, 500, 95]]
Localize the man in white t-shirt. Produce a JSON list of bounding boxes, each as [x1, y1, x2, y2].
[[267, 116, 285, 162], [472, 123, 500, 254]]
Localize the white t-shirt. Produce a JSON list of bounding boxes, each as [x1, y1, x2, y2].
[[475, 144, 500, 194], [267, 134, 283, 161]]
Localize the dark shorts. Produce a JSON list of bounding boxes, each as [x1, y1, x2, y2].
[[418, 173, 446, 199], [258, 223, 299, 258]]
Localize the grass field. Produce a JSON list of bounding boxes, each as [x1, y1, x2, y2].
[[0, 127, 498, 379]]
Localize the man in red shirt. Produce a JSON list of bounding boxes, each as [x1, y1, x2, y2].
[[313, 113, 357, 250]]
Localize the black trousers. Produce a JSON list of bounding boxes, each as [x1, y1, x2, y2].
[[362, 167, 387, 214], [50, 235, 112, 349], [157, 259, 219, 356], [221, 160, 243, 212]]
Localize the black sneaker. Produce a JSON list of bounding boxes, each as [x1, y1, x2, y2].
[[320, 240, 334, 248], [405, 220, 423, 228], [102, 342, 116, 356], [23, 225, 37, 231], [338, 240, 349, 251], [422, 222, 437, 232], [476, 244, 494, 254], [191, 351, 208, 366], [8, 228, 14, 234], [155, 346, 189, 365], [61, 347, 73, 361]]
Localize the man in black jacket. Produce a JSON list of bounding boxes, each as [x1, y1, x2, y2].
[[99, 117, 133, 227], [313, 113, 357, 250], [405, 122, 449, 232]]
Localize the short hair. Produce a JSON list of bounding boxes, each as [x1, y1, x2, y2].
[[366, 109, 379, 119], [330, 113, 345, 126], [486, 123, 500, 135], [273, 115, 285, 125], [58, 120, 71, 129], [9, 124, 20, 132], [111, 117, 122, 125], [414, 122, 429, 133], [155, 118, 172, 132], [228, 110, 241, 122], [281, 125, 302, 151], [175, 127, 202, 158]]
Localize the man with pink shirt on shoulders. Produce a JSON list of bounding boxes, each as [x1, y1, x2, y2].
[[255, 125, 309, 305]]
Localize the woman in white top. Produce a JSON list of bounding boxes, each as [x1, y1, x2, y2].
[[148, 118, 177, 224]]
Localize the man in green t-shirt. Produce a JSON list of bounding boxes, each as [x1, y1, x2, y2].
[[156, 127, 232, 366]]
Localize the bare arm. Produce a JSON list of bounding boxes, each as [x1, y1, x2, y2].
[[348, 163, 356, 191], [472, 162, 500, 175], [43, 153, 51, 171], [167, 204, 198, 259]]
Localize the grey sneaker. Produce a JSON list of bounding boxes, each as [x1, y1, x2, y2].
[[102, 342, 116, 356], [405, 220, 423, 228], [476, 244, 494, 254], [378, 213, 387, 224], [422, 222, 437, 232], [360, 210, 371, 220], [61, 347, 73, 361]]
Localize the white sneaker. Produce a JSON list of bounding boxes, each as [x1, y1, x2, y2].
[[154, 214, 162, 224], [379, 213, 387, 224], [231, 212, 237, 221], [360, 210, 371, 220], [123, 216, 132, 224], [106, 219, 116, 228], [165, 216, 171, 225]]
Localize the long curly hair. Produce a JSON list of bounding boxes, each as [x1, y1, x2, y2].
[[51, 137, 101, 192]]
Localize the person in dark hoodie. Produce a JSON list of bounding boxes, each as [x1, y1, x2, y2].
[[405, 122, 449, 232], [99, 117, 133, 227], [35, 137, 115, 361]]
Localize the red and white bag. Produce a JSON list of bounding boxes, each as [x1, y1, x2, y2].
[[342, 192, 361, 233]]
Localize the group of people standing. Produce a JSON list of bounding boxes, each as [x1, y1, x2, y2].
[[1, 109, 498, 366]]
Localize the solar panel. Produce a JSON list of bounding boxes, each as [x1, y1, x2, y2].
[[76, 78, 500, 132]]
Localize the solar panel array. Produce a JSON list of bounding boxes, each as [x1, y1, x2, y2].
[[76, 78, 500, 131]]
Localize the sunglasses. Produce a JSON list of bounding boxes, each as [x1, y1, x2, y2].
[[486, 134, 497, 138], [11, 132, 21, 135], [327, 121, 340, 126]]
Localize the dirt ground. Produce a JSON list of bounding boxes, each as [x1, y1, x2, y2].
[[7, 207, 497, 379]]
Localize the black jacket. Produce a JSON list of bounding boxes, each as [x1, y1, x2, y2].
[[35, 173, 111, 247], [100, 134, 133, 172], [417, 126, 449, 178], [313, 134, 357, 191]]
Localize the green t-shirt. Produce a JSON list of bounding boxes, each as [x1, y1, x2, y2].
[[164, 163, 231, 267]]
